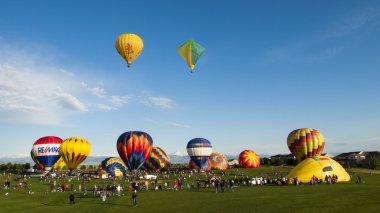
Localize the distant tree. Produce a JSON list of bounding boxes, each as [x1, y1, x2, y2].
[[24, 163, 31, 170], [285, 158, 297, 166], [270, 157, 284, 166], [80, 165, 87, 170], [369, 157, 380, 169]]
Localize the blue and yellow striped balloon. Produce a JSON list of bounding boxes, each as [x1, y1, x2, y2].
[[98, 157, 128, 177], [142, 147, 171, 171]]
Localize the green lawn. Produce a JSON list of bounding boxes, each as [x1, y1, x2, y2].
[[1, 167, 379, 213]]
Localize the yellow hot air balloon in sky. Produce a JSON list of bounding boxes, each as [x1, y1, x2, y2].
[[59, 137, 91, 171], [115, 33, 144, 68], [177, 40, 205, 73]]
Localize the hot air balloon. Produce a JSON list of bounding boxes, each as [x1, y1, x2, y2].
[[189, 158, 211, 171], [31, 136, 62, 171], [209, 153, 228, 170], [142, 147, 171, 171], [30, 149, 44, 170], [98, 157, 128, 177], [287, 128, 325, 161], [60, 137, 91, 171], [177, 40, 205, 73], [116, 131, 153, 171], [287, 156, 350, 184], [115, 33, 144, 68], [239, 150, 260, 168], [53, 157, 66, 170], [187, 138, 212, 169]]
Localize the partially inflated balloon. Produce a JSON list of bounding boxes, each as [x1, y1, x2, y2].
[[53, 157, 66, 170], [287, 128, 325, 161], [98, 157, 128, 177], [287, 156, 350, 183], [117, 131, 153, 171], [210, 153, 228, 170], [189, 158, 211, 171], [177, 40, 205, 73], [187, 138, 212, 169], [32, 136, 62, 171], [60, 137, 91, 171], [142, 147, 171, 171], [115, 33, 143, 68], [239, 150, 260, 168]]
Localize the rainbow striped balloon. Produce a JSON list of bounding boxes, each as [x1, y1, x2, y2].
[[98, 157, 128, 177], [239, 150, 260, 168], [142, 147, 170, 171], [117, 131, 153, 171], [287, 128, 325, 161]]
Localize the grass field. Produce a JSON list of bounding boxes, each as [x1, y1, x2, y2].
[[1, 167, 379, 213]]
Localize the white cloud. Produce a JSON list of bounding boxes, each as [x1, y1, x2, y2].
[[168, 122, 190, 128], [80, 81, 105, 98], [109, 95, 129, 107], [56, 91, 88, 112], [146, 96, 176, 109], [96, 104, 114, 112]]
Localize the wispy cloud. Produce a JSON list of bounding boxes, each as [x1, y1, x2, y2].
[[167, 122, 190, 128], [145, 96, 176, 109], [80, 82, 105, 98]]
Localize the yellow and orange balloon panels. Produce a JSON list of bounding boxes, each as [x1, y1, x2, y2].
[[239, 150, 260, 168], [53, 157, 66, 170], [209, 153, 228, 170], [115, 33, 144, 68], [59, 137, 91, 171], [287, 128, 325, 161], [287, 156, 350, 184]]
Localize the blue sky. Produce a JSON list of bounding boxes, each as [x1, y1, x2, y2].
[[0, 0, 379, 157]]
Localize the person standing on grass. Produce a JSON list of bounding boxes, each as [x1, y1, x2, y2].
[[69, 193, 75, 205], [132, 190, 138, 207]]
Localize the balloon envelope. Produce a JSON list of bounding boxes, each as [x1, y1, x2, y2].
[[98, 157, 128, 177], [189, 158, 211, 171], [116, 131, 153, 171], [177, 40, 205, 72], [287, 128, 325, 161], [142, 147, 171, 171], [53, 157, 66, 170], [32, 136, 62, 171], [30, 149, 44, 170], [209, 153, 228, 170], [187, 138, 212, 169], [287, 156, 351, 183], [115, 33, 143, 68], [239, 150, 260, 168], [60, 137, 91, 171]]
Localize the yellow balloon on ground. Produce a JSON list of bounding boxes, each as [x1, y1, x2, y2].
[[115, 33, 144, 68], [287, 156, 350, 184], [59, 137, 91, 171], [53, 157, 66, 169]]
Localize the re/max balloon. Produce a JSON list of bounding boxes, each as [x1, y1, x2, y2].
[[115, 33, 143, 68], [186, 138, 212, 169], [60, 137, 91, 171], [98, 157, 128, 177], [177, 40, 205, 73], [287, 128, 325, 161], [30, 149, 44, 170], [142, 147, 171, 171], [31, 136, 62, 171], [116, 131, 153, 171], [239, 150, 260, 168]]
